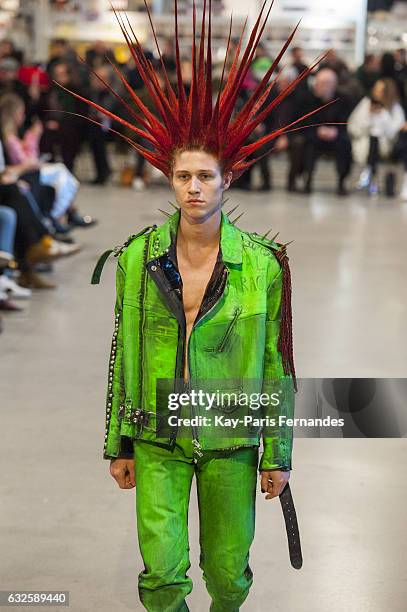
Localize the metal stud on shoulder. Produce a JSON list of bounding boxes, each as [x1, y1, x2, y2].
[[158, 208, 171, 218], [168, 200, 180, 211], [231, 212, 244, 225], [226, 204, 239, 217]]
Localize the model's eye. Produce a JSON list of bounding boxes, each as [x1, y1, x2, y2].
[[200, 173, 212, 180], [177, 174, 189, 180]]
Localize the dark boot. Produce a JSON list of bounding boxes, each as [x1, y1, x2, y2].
[[384, 171, 396, 197], [337, 178, 349, 197], [303, 174, 313, 194]]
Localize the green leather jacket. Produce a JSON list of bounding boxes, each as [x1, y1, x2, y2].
[[95, 209, 296, 471]]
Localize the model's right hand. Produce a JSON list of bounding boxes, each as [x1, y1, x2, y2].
[[109, 458, 136, 489]]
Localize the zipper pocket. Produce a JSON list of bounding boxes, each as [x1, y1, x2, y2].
[[213, 306, 242, 353]]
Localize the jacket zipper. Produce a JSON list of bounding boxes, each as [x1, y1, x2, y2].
[[205, 305, 242, 353], [187, 267, 230, 453]]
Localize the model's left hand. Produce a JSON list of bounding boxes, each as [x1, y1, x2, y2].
[[260, 470, 290, 500]]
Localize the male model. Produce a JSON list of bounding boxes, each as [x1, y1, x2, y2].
[[66, 1, 323, 609]]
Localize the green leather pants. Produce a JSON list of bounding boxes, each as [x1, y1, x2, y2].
[[134, 437, 259, 611]]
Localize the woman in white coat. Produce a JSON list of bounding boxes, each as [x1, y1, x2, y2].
[[348, 78, 405, 195]]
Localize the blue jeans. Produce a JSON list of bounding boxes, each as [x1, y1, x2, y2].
[[40, 163, 79, 218], [0, 206, 16, 277]]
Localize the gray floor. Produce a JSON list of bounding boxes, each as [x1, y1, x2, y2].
[[1, 175, 406, 611]]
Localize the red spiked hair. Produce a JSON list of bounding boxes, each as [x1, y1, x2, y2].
[[55, 0, 332, 181]]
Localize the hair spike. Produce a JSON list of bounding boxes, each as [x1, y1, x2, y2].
[[57, 0, 330, 181]]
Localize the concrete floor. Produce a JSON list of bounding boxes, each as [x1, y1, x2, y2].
[[1, 177, 406, 611]]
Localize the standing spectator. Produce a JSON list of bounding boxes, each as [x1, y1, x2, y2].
[[47, 39, 75, 75], [355, 54, 381, 95], [251, 42, 273, 82], [40, 61, 87, 173], [261, 69, 302, 191], [0, 58, 40, 124], [161, 38, 176, 75], [380, 52, 405, 104], [85, 65, 115, 185], [290, 46, 307, 75], [289, 46, 309, 93], [393, 48, 407, 81], [85, 41, 116, 70], [122, 70, 166, 191], [348, 78, 405, 195], [0, 39, 23, 65], [127, 49, 154, 92]]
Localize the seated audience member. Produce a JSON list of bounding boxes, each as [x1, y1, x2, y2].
[[0, 204, 30, 312], [348, 78, 405, 195], [288, 68, 354, 195], [0, 94, 96, 229], [0, 140, 80, 289]]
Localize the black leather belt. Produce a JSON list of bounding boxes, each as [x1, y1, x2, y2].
[[279, 483, 303, 569]]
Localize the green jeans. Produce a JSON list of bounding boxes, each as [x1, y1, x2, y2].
[[134, 437, 259, 612]]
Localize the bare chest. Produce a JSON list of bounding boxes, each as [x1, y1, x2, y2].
[[177, 257, 217, 328], [176, 244, 219, 380]]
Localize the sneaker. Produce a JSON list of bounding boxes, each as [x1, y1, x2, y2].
[[49, 241, 82, 258], [0, 275, 32, 299], [368, 180, 379, 197], [26, 236, 80, 265], [357, 167, 372, 190], [132, 177, 146, 191], [0, 288, 24, 310], [0, 250, 13, 267]]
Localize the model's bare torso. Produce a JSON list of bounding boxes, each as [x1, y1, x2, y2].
[[176, 243, 219, 381]]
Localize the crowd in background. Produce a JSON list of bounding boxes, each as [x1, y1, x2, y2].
[[1, 33, 407, 330]]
